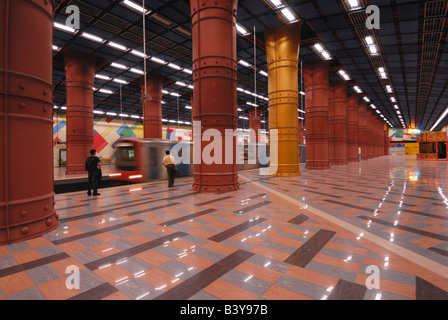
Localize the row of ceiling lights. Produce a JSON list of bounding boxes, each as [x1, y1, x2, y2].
[[55, 0, 397, 130]]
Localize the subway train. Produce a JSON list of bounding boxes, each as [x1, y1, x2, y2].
[[111, 138, 264, 183]]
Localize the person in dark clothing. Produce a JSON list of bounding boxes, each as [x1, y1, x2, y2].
[[85, 149, 102, 196], [162, 150, 177, 188]]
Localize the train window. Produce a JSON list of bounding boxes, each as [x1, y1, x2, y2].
[[118, 147, 135, 161]]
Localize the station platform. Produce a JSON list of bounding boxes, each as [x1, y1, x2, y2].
[[53, 165, 128, 193], [1, 155, 448, 300]]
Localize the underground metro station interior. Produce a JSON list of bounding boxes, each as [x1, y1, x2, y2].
[[1, 0, 448, 304]]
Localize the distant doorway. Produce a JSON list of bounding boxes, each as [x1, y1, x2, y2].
[[437, 142, 446, 160]]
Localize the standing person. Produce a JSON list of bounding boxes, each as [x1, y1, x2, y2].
[[162, 150, 177, 188], [85, 149, 101, 196]]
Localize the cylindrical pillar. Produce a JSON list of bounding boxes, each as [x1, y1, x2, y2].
[[141, 73, 163, 139], [375, 117, 380, 158], [0, 0, 59, 244], [366, 110, 373, 159], [191, 0, 239, 192], [249, 107, 261, 144], [64, 48, 96, 174], [265, 22, 302, 176], [303, 60, 330, 170], [384, 123, 389, 155], [357, 101, 367, 160], [333, 81, 348, 165], [328, 83, 336, 165], [347, 94, 359, 162]]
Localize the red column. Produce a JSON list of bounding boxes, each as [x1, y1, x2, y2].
[[249, 108, 261, 144], [366, 111, 373, 159], [191, 0, 239, 192], [298, 120, 304, 145], [0, 0, 59, 244], [384, 124, 390, 155], [357, 101, 367, 160], [375, 118, 381, 158], [375, 118, 380, 158], [141, 73, 163, 139], [347, 94, 359, 162], [64, 48, 96, 174], [332, 81, 348, 165], [328, 83, 336, 165], [303, 60, 330, 170]]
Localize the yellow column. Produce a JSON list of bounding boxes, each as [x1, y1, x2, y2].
[[265, 22, 302, 176]]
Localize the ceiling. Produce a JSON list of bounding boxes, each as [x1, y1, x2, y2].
[[52, 0, 448, 131]]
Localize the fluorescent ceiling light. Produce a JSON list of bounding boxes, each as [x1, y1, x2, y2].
[[259, 70, 268, 77], [386, 85, 393, 93], [396, 110, 401, 115], [168, 63, 182, 70], [175, 81, 187, 87], [151, 57, 166, 65], [321, 51, 332, 60], [130, 115, 140, 119], [53, 106, 59, 109], [119, 114, 129, 117], [314, 43, 324, 52], [99, 89, 114, 94], [267, 0, 285, 8], [237, 87, 244, 92], [129, 68, 144, 75], [369, 45, 378, 55], [178, 121, 184, 124], [80, 32, 104, 43], [162, 119, 168, 122], [106, 112, 117, 116], [394, 105, 399, 109], [238, 60, 252, 67], [93, 110, 105, 115], [113, 79, 128, 85], [391, 97, 396, 102], [54, 22, 76, 34], [53, 45, 61, 52], [111, 62, 128, 70], [247, 102, 259, 107], [236, 24, 250, 36], [185, 106, 192, 109], [280, 8, 298, 23], [162, 90, 169, 94], [169, 120, 176, 123], [108, 42, 128, 51], [363, 97, 370, 102], [376, 110, 380, 114], [121, 0, 151, 14], [182, 68, 193, 75], [170, 92, 181, 97], [338, 70, 351, 81], [95, 74, 111, 81], [365, 36, 374, 45], [348, 0, 361, 10], [131, 50, 147, 58], [238, 108, 243, 112], [60, 106, 67, 110], [353, 86, 362, 93], [370, 104, 376, 109], [187, 85, 194, 90]]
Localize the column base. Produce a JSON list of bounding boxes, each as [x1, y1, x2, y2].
[[192, 183, 240, 193]]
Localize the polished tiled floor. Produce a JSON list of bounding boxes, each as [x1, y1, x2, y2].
[[1, 155, 448, 300]]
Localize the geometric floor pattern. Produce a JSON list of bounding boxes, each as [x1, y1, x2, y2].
[[1, 155, 447, 300]]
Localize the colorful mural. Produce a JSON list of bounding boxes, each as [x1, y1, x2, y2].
[[389, 142, 406, 155], [53, 114, 268, 167], [389, 128, 420, 142]]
